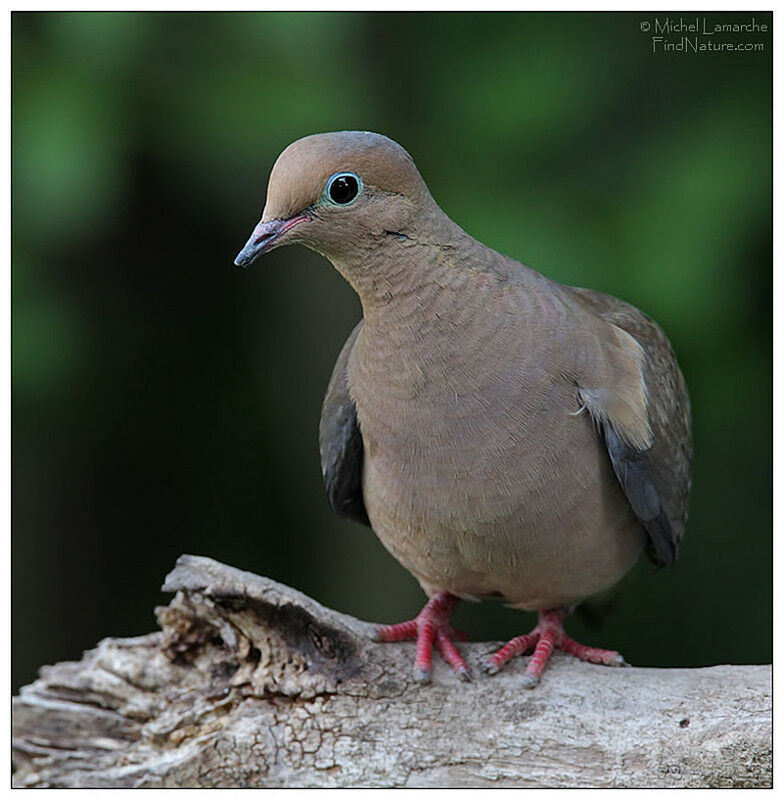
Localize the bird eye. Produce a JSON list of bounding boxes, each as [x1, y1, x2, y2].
[[326, 172, 361, 205]]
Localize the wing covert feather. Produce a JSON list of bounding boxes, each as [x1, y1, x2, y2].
[[569, 286, 692, 564]]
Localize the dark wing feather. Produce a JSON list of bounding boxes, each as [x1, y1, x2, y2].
[[318, 322, 370, 526], [569, 287, 693, 565], [603, 423, 678, 565]]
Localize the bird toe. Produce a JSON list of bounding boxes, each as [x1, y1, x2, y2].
[[521, 674, 540, 689], [413, 667, 432, 684]]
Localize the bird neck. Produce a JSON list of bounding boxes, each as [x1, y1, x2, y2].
[[352, 236, 545, 333], [341, 239, 551, 383], [331, 208, 510, 323]]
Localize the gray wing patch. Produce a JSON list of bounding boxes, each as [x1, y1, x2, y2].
[[567, 285, 692, 567], [319, 322, 370, 527], [321, 396, 369, 526], [603, 423, 677, 566]]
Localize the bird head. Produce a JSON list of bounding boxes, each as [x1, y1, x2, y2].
[[234, 131, 433, 268]]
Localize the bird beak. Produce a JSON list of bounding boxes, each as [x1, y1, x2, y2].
[[233, 214, 309, 268]]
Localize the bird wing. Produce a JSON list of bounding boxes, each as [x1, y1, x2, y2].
[[319, 321, 370, 526], [567, 286, 693, 565]]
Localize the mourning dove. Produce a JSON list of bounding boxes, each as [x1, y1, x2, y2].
[[235, 132, 692, 687]]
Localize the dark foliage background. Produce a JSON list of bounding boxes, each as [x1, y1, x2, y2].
[[12, 11, 771, 690]]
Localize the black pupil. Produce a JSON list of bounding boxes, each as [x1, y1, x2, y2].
[[329, 175, 358, 204]]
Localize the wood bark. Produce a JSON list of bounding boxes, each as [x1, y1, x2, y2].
[[13, 555, 771, 788]]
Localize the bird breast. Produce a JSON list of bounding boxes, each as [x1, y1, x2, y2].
[[344, 270, 646, 608], [347, 286, 595, 529]]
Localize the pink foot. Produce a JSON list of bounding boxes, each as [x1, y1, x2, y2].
[[375, 592, 471, 683], [484, 609, 627, 688]]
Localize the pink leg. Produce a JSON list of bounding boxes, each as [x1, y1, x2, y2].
[[560, 634, 626, 666], [435, 629, 470, 679], [484, 631, 540, 675], [485, 608, 628, 688], [523, 612, 560, 687], [414, 611, 437, 678], [375, 619, 417, 642], [375, 592, 470, 683]]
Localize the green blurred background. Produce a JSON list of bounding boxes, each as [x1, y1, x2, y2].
[[12, 11, 771, 691]]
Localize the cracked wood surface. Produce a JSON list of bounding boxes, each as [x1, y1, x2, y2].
[[12, 555, 772, 788]]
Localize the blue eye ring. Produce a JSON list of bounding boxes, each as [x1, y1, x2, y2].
[[325, 172, 363, 206]]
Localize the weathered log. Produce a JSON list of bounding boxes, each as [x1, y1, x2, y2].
[[12, 555, 772, 788]]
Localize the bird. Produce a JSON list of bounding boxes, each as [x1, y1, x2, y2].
[[234, 131, 692, 687]]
